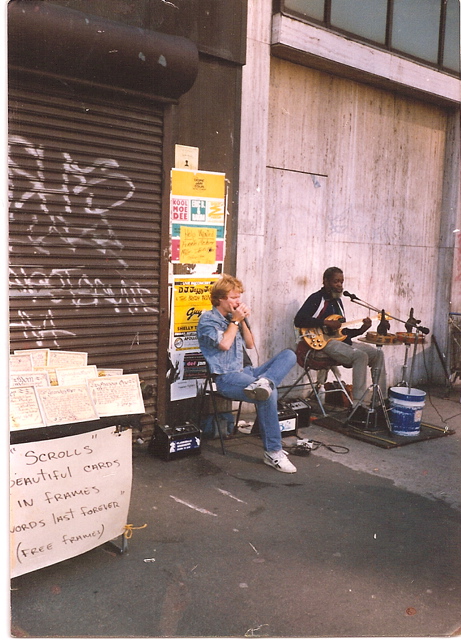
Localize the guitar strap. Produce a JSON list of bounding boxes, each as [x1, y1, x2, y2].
[[312, 296, 345, 319], [312, 297, 329, 319], [335, 298, 345, 317]]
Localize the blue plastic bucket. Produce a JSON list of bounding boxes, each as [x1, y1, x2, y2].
[[389, 387, 426, 436]]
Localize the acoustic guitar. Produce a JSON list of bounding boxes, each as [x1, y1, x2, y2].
[[300, 314, 378, 350]]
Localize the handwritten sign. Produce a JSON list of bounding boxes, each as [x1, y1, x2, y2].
[[10, 371, 51, 389], [48, 351, 88, 368], [33, 367, 58, 386], [36, 386, 99, 426], [10, 354, 33, 372], [87, 375, 145, 417], [179, 226, 217, 264], [55, 366, 98, 386], [10, 427, 133, 577], [10, 386, 46, 431], [14, 349, 50, 368]]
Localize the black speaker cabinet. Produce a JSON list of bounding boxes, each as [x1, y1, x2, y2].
[[278, 409, 298, 437], [252, 409, 298, 438], [149, 422, 201, 461], [278, 398, 311, 429]]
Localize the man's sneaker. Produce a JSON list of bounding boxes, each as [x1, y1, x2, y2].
[[244, 377, 273, 401], [264, 450, 297, 473]]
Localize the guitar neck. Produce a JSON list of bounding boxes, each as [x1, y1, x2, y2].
[[334, 313, 380, 328]]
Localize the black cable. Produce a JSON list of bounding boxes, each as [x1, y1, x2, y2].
[[285, 438, 349, 456], [309, 439, 350, 454], [445, 411, 461, 423]]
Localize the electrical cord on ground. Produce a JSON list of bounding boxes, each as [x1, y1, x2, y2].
[[285, 437, 349, 456], [308, 439, 350, 454], [444, 410, 461, 423]]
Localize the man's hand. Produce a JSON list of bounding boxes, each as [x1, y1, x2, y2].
[[323, 317, 343, 330], [361, 317, 372, 331], [232, 303, 250, 323]]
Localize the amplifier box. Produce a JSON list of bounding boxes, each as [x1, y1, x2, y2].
[[278, 398, 311, 429], [149, 422, 201, 461], [252, 409, 298, 438], [278, 409, 298, 438]]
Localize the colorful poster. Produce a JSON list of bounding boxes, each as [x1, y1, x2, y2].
[[172, 277, 217, 342], [169, 277, 217, 401], [170, 169, 225, 268]]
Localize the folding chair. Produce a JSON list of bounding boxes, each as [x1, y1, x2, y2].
[[197, 366, 243, 455], [281, 338, 352, 417]]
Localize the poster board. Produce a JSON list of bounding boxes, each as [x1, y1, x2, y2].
[[10, 354, 33, 372], [167, 169, 226, 399], [14, 349, 50, 368], [55, 366, 98, 386], [10, 426, 132, 577], [169, 277, 217, 401], [33, 367, 59, 386], [87, 375, 145, 417], [47, 351, 88, 368], [36, 385, 99, 426], [10, 386, 46, 431], [175, 144, 199, 170], [170, 169, 225, 268], [97, 369, 123, 377], [10, 371, 51, 389]]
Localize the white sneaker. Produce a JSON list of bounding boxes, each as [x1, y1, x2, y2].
[[238, 425, 253, 434], [244, 377, 273, 401], [264, 450, 297, 473]]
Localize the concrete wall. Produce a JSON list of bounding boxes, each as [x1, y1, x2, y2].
[[238, 0, 461, 389]]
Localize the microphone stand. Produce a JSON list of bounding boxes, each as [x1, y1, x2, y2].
[[344, 294, 429, 337], [348, 295, 429, 392], [343, 294, 429, 431]]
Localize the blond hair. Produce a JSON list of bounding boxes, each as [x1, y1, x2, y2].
[[210, 274, 244, 306]]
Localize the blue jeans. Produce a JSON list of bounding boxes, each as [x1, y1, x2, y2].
[[215, 349, 296, 453], [323, 339, 387, 402]]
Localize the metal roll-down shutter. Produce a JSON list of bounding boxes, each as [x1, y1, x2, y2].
[[9, 77, 164, 424]]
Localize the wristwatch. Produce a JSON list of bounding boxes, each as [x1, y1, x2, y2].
[[231, 320, 239, 326]]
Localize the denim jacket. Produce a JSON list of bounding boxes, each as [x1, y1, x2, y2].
[[197, 307, 244, 375]]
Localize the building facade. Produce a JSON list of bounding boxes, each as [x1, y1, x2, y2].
[[238, 0, 461, 389], [8, 0, 461, 433], [8, 0, 246, 429]]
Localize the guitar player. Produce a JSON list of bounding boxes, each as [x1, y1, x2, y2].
[[294, 267, 387, 417]]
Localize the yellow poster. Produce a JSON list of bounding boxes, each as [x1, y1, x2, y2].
[[171, 169, 225, 199], [179, 226, 217, 264], [173, 278, 216, 336]]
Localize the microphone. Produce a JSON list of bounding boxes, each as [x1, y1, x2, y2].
[[343, 291, 359, 301], [417, 325, 430, 335]]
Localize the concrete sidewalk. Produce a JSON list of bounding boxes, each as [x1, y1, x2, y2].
[[10, 384, 461, 638]]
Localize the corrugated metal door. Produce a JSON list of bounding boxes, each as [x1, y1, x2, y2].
[[9, 76, 164, 423]]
